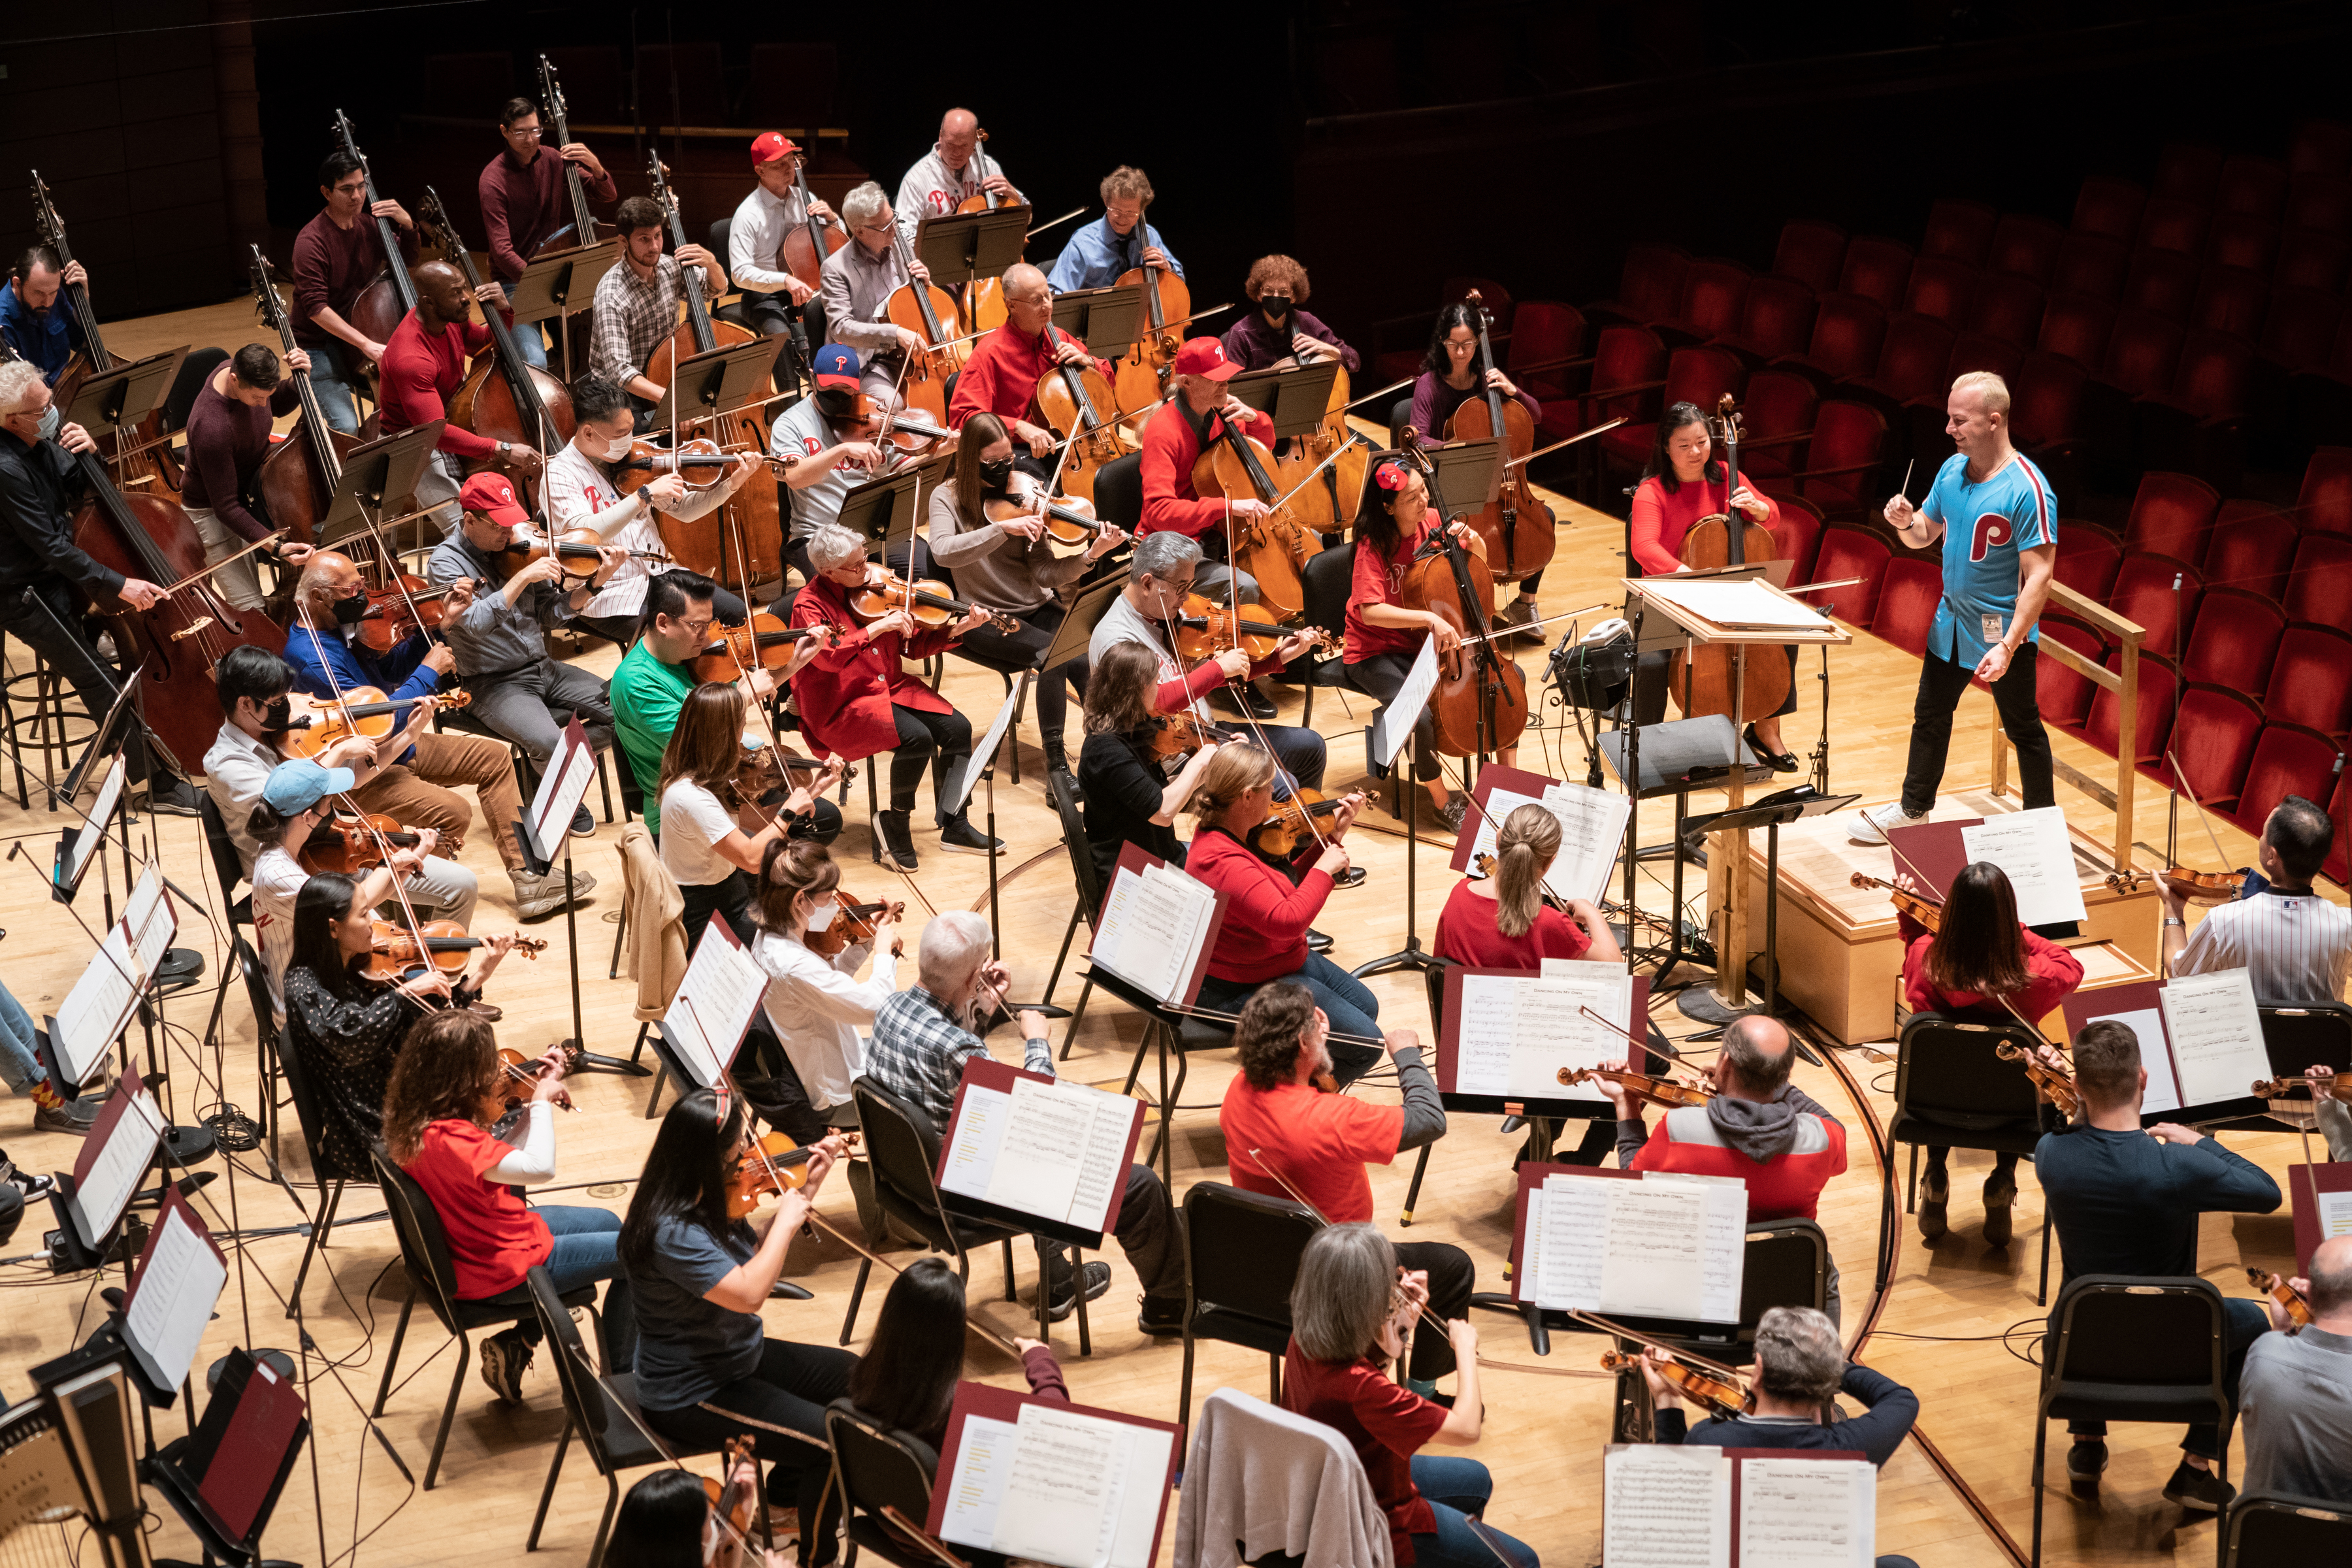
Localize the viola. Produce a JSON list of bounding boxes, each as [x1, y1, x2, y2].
[[1030, 338, 1124, 504], [1599, 1350, 1750, 1418], [1245, 788, 1349, 860], [690, 612, 834, 683], [298, 809, 419, 876], [983, 489, 1102, 547], [1166, 593, 1337, 666], [1993, 1041, 2082, 1119], [249, 246, 361, 547], [1188, 423, 1322, 621], [1443, 289, 1554, 586], [355, 572, 448, 655], [1389, 458, 1529, 759], [1145, 710, 1245, 762], [492, 527, 669, 578], [806, 888, 905, 960], [363, 918, 546, 983], [417, 188, 575, 466], [1848, 872, 1944, 932], [1556, 1065, 1716, 1108], [280, 686, 472, 760], [847, 573, 1019, 634], [2247, 1267, 2312, 1330], [702, 1437, 757, 1555], [327, 111, 420, 360], [1661, 395, 1792, 724], [725, 1129, 862, 1220]]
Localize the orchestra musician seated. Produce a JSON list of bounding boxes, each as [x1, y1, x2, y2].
[[291, 152, 418, 436], [2161, 794, 2352, 1002], [1220, 985, 1476, 1390], [179, 344, 318, 611], [768, 344, 890, 585], [2240, 1233, 2352, 1505], [1047, 165, 1182, 293], [283, 551, 594, 920], [0, 246, 92, 394], [619, 1092, 857, 1560], [1281, 1224, 1535, 1568], [1220, 254, 1357, 374], [894, 108, 1019, 233], [378, 259, 540, 532], [1641, 1305, 1922, 1568], [1136, 336, 1273, 628], [541, 372, 759, 646], [609, 1463, 785, 1568], [383, 1008, 622, 1408], [657, 683, 845, 953], [2036, 1019, 2281, 1511], [745, 841, 899, 1143], [789, 522, 1000, 870], [927, 412, 1126, 775], [862, 911, 1189, 1335], [478, 94, 615, 371], [1898, 860, 2083, 1246], [427, 470, 625, 836], [1182, 747, 1381, 1083], [945, 263, 1107, 475], [1344, 458, 1525, 828], [1399, 302, 1545, 642], [819, 184, 930, 404], [728, 133, 834, 344], [2311, 1067, 2351, 1161], [1595, 1016, 1850, 1324], [1075, 642, 1227, 891], [590, 195, 728, 432]]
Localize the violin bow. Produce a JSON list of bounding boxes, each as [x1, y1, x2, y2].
[[1216, 487, 1338, 857], [2164, 748, 2236, 873]]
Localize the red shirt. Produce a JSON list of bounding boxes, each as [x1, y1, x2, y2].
[[1136, 396, 1277, 540], [1281, 1348, 1446, 1563], [1186, 826, 1331, 983], [1220, 1077, 1402, 1224], [1901, 924, 2085, 1024], [786, 573, 961, 760], [1629, 473, 1783, 576], [1627, 1103, 1848, 1221], [404, 1120, 549, 1299], [1432, 880, 1592, 968], [945, 322, 1111, 429], [378, 310, 506, 460], [1343, 518, 1440, 661], [477, 148, 617, 283]]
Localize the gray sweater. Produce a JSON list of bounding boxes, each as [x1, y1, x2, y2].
[[2240, 1324, 2352, 1503]]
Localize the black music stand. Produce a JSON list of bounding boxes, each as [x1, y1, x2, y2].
[[1226, 361, 1343, 440], [61, 348, 185, 444], [314, 421, 445, 547], [1598, 715, 1768, 984], [1048, 286, 1144, 361], [504, 240, 622, 380], [912, 208, 1030, 291], [1678, 787, 1859, 1022], [838, 455, 956, 551], [649, 338, 784, 429]]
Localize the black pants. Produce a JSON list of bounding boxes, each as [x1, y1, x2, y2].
[[1393, 1239, 1476, 1382], [736, 1019, 832, 1144], [1631, 644, 1799, 727], [574, 586, 747, 651], [0, 576, 166, 784], [643, 1337, 858, 1557], [742, 291, 825, 366], [1345, 650, 1445, 781], [957, 604, 1088, 759], [680, 872, 753, 955], [1902, 641, 2052, 815], [1039, 1163, 1186, 1307], [889, 705, 973, 825]]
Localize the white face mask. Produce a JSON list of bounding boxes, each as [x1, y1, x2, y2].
[[600, 432, 634, 461], [804, 900, 839, 934]]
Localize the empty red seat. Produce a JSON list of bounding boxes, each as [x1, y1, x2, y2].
[[1784, 400, 1887, 518], [1771, 220, 1848, 293], [1942, 333, 2023, 385], [2257, 287, 2340, 374], [1710, 274, 1817, 364], [2135, 330, 2252, 487], [2121, 472, 2222, 562], [1838, 238, 1915, 313], [1901, 257, 1977, 327], [2009, 351, 2092, 486], [2287, 175, 2352, 237], [2050, 233, 2130, 300], [2108, 552, 2205, 659], [2121, 248, 2202, 321], [2283, 534, 2352, 635], [2178, 587, 2287, 691], [2291, 120, 2352, 180], [2073, 176, 2148, 242], [1804, 526, 1893, 627], [1505, 301, 1587, 402], [2036, 615, 2110, 732], [2217, 155, 2289, 221], [1737, 370, 1820, 483], [2203, 500, 2298, 599], [2153, 142, 2225, 206], [1987, 214, 2066, 285], [2136, 199, 2210, 257], [2204, 211, 2280, 274], [1655, 258, 1752, 342], [2189, 266, 2268, 340], [2053, 523, 2123, 600], [1921, 199, 1998, 265], [1773, 292, 1886, 385], [2293, 447, 2352, 537], [2262, 626, 2352, 736], [2274, 229, 2352, 293], [2099, 310, 2185, 399], [2160, 685, 2262, 803], [1590, 242, 1690, 325], [1769, 493, 1826, 586], [1600, 347, 1742, 476], [1870, 557, 1943, 658], [2036, 295, 2117, 368], [2083, 649, 2178, 766], [1968, 274, 2045, 348], [2231, 723, 2346, 838], [2330, 768, 2352, 886], [1842, 313, 1955, 408], [1538, 323, 1667, 441]]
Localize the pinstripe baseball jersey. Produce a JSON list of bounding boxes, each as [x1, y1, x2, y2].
[[1921, 449, 2057, 666], [2175, 887, 2352, 1002]]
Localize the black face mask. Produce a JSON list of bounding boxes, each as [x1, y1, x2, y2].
[[813, 388, 855, 424], [1260, 296, 1292, 320], [259, 695, 294, 733], [978, 457, 1015, 491], [330, 591, 370, 627]]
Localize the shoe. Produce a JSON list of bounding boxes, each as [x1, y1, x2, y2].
[[1982, 1173, 2017, 1248], [2, 1157, 56, 1199], [479, 1328, 532, 1404], [1917, 1164, 1949, 1241], [2066, 1439, 2108, 1498], [569, 803, 596, 837], [1215, 687, 1277, 720], [139, 777, 203, 817], [1137, 1298, 1186, 1337], [1045, 1260, 1113, 1322], [1742, 724, 1799, 774], [1331, 866, 1366, 890], [1435, 795, 1469, 833], [1495, 596, 1543, 643], [33, 1097, 99, 1137], [876, 810, 918, 872], [1307, 928, 1335, 954], [2162, 1459, 2234, 1513], [466, 1002, 504, 1023], [1849, 800, 1928, 845], [512, 868, 596, 920], [937, 815, 1004, 857]]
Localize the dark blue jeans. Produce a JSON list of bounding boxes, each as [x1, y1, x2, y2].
[[2064, 1294, 2268, 1460], [1409, 1456, 1537, 1568], [1198, 951, 1381, 1084]]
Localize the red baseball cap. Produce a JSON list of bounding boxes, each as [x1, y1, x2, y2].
[[1171, 336, 1240, 382], [750, 132, 800, 166], [459, 471, 532, 527]]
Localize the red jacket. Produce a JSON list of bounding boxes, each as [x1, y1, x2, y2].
[[1627, 1101, 1848, 1222], [1137, 397, 1277, 540], [1901, 919, 2085, 1023], [379, 310, 507, 460], [1187, 826, 1331, 983], [946, 322, 1111, 428], [787, 574, 960, 760]]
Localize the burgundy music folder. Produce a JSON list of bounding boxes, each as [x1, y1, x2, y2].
[[932, 1056, 1145, 1247], [923, 1379, 1183, 1568]]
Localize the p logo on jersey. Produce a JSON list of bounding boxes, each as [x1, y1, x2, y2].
[[1968, 512, 2014, 563]]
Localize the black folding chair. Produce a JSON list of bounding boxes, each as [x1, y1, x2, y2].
[[1177, 1183, 1322, 1428], [1047, 768, 1103, 1036], [1609, 1217, 1832, 1442], [274, 976, 370, 1316], [2223, 1490, 2352, 1563], [823, 1402, 939, 1568], [1884, 1011, 2057, 1302], [2212, 999, 2352, 1134]]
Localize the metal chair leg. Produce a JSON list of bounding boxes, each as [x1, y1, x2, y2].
[[1034, 1233, 1053, 1347], [1177, 1331, 1196, 1428], [1045, 905, 1082, 1015], [644, 1061, 670, 1119], [527, 1418, 572, 1550], [1074, 1243, 1092, 1358], [287, 1180, 344, 1318], [1002, 1237, 1016, 1301], [839, 1258, 874, 1345], [586, 1474, 621, 1568], [2029, 1410, 2048, 1568], [423, 1332, 471, 1489], [1057, 974, 1096, 1062], [371, 1290, 416, 1416]]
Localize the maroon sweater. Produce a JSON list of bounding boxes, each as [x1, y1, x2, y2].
[[291, 208, 418, 350], [478, 148, 617, 282], [180, 375, 301, 543]]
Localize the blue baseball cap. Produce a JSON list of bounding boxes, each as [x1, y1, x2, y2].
[[262, 758, 355, 814], [811, 343, 860, 389]]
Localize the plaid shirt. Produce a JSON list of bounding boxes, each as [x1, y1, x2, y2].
[[591, 254, 685, 387], [864, 985, 1052, 1131]]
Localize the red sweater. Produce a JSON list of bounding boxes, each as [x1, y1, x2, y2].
[[180, 374, 299, 544], [946, 323, 1111, 428], [1137, 397, 1277, 540], [379, 310, 508, 460], [1629, 473, 1783, 576], [1187, 826, 1331, 983], [1901, 921, 2085, 1024], [1432, 879, 1592, 968], [786, 574, 960, 760], [1627, 1102, 1848, 1222], [477, 148, 617, 283]]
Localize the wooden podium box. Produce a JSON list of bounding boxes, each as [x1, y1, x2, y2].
[[1735, 789, 2162, 1042]]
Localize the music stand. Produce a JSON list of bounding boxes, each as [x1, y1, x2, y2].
[[1679, 787, 1859, 1020], [314, 421, 446, 547], [1042, 576, 1125, 674], [61, 348, 186, 440], [1226, 360, 1343, 440], [502, 239, 623, 381], [649, 338, 784, 429], [837, 454, 955, 553], [912, 208, 1030, 291], [1422, 436, 1505, 510], [1047, 285, 1144, 361]]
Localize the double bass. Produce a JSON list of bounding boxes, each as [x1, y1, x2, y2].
[[248, 248, 359, 546], [31, 175, 180, 493], [329, 109, 420, 359], [643, 154, 784, 591], [1663, 395, 1791, 723], [531, 55, 604, 373], [1392, 444, 1529, 759], [1443, 289, 1554, 587], [416, 188, 574, 466], [1189, 415, 1321, 621]]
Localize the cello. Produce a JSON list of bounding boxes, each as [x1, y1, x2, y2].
[[781, 143, 849, 374], [643, 154, 785, 592], [248, 248, 358, 547], [1662, 395, 1792, 723], [883, 221, 968, 429], [1189, 417, 1322, 621], [31, 174, 180, 494], [1391, 442, 1529, 760], [416, 188, 575, 468], [1443, 289, 1554, 588], [1262, 346, 1371, 535], [1111, 245, 1190, 436], [954, 129, 1021, 334], [329, 109, 420, 359]]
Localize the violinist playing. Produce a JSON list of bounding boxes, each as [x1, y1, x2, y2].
[[769, 345, 890, 584], [590, 195, 729, 431], [1137, 336, 1274, 613], [384, 1008, 623, 1409], [480, 95, 615, 372], [542, 372, 759, 646], [2159, 794, 2352, 1004], [180, 343, 318, 611], [789, 523, 1000, 872], [1402, 302, 1544, 639], [945, 263, 1109, 474], [1047, 165, 1183, 293], [819, 184, 932, 404], [728, 133, 836, 343], [1345, 459, 1525, 831], [1630, 402, 1797, 768], [2240, 1233, 2352, 1506], [1220, 254, 1358, 374], [1899, 860, 2083, 1247], [289, 152, 417, 434], [2310, 1066, 2352, 1162], [0, 360, 200, 814], [428, 470, 623, 837], [1075, 642, 1228, 889], [744, 840, 900, 1141], [926, 412, 1128, 775], [894, 107, 1020, 231], [378, 259, 541, 532]]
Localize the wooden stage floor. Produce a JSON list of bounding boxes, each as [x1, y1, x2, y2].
[[0, 292, 2324, 1567]]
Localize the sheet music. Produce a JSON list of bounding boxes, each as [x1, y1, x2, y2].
[[125, 1193, 226, 1392], [1528, 1172, 1743, 1320], [1958, 807, 2087, 926], [662, 922, 766, 1088], [2315, 1188, 2352, 1243], [1637, 576, 1827, 632], [985, 1078, 1097, 1224], [1465, 781, 1629, 906], [52, 919, 142, 1086], [1090, 861, 1213, 1005], [947, 686, 1024, 817], [939, 1086, 1010, 1200], [990, 1403, 1131, 1568], [1371, 635, 1440, 769], [529, 725, 597, 854], [1452, 966, 1631, 1098], [1602, 1444, 1731, 1568], [939, 1414, 1017, 1548], [61, 755, 125, 891], [1600, 1177, 1735, 1320], [2157, 968, 2269, 1107], [2085, 1005, 2179, 1115], [69, 1085, 163, 1250], [1737, 1458, 1875, 1567], [1529, 1176, 1609, 1307]]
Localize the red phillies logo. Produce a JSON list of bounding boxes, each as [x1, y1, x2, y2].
[[802, 436, 824, 456], [1968, 512, 2012, 563]]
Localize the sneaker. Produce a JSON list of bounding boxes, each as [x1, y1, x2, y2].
[[512, 868, 596, 920], [1495, 595, 1543, 643], [937, 816, 1004, 857], [1331, 866, 1367, 890], [1849, 800, 1928, 845], [876, 811, 919, 872], [569, 803, 596, 837], [2066, 1439, 2107, 1497], [1137, 1297, 1186, 1337], [139, 777, 203, 818], [2162, 1459, 2234, 1513], [1, 1159, 56, 1198], [1982, 1173, 2017, 1248], [1917, 1164, 1949, 1241], [478, 1327, 532, 1403], [34, 1097, 101, 1137], [1045, 1260, 1113, 1322], [1435, 795, 1469, 833]]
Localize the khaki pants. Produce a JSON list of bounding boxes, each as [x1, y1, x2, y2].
[[351, 730, 525, 872]]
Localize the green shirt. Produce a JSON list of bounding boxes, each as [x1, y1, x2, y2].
[[610, 640, 696, 832]]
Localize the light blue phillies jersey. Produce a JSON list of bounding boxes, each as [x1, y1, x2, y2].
[[1920, 451, 2057, 666]]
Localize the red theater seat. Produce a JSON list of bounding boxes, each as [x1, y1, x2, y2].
[[2178, 588, 2287, 692], [1771, 220, 1848, 293], [2262, 626, 2352, 737], [2202, 500, 2298, 600]]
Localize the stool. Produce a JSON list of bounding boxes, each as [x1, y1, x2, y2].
[[2, 641, 97, 811]]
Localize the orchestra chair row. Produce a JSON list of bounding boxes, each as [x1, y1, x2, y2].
[[824, 1403, 941, 1568], [251, 933, 372, 1319]]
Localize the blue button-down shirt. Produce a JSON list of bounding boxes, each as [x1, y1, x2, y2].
[[1045, 216, 1184, 294], [283, 620, 442, 765], [0, 280, 81, 387]]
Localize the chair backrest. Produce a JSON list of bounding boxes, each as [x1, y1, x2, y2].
[[852, 1075, 946, 1209], [825, 1404, 937, 1536], [2233, 723, 2347, 840], [1893, 1014, 2047, 1127], [197, 791, 250, 909], [1183, 1182, 1320, 1332], [2124, 471, 2222, 563], [1300, 540, 1356, 642], [2257, 1000, 2352, 1082], [1736, 1218, 1830, 1333], [2295, 446, 2352, 538], [2046, 1275, 2225, 1396], [2258, 625, 2351, 732], [2178, 586, 2284, 690], [1048, 768, 1102, 928], [528, 1264, 618, 1459], [1770, 218, 1846, 292], [371, 1147, 466, 1335], [2040, 287, 2119, 368], [162, 347, 232, 434], [1094, 451, 1145, 531], [707, 217, 732, 267], [1187, 1388, 1388, 1568], [2225, 1492, 2352, 1563], [1987, 212, 2066, 284], [2278, 230, 2352, 295]]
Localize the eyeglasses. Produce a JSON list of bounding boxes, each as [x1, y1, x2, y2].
[[678, 615, 717, 637], [509, 125, 544, 139]]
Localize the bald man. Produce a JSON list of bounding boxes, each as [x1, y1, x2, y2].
[[2241, 1233, 2352, 1504], [378, 259, 546, 534], [945, 262, 1111, 485], [894, 108, 1021, 237]]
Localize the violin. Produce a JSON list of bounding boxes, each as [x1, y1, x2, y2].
[[492, 527, 670, 578], [2248, 1267, 2312, 1330], [847, 573, 1019, 634], [1599, 1350, 1751, 1418], [690, 611, 834, 683], [983, 489, 1102, 547], [725, 1129, 862, 1220], [1661, 395, 1792, 725], [280, 687, 472, 760], [1993, 1041, 2082, 1118], [1390, 448, 1530, 759], [1443, 289, 1554, 585], [702, 1437, 757, 1554], [1189, 423, 1323, 621], [1166, 593, 1338, 666], [2251, 1075, 2313, 1098], [1245, 787, 1350, 860], [1145, 710, 1245, 762], [417, 188, 574, 466], [723, 741, 845, 821], [2106, 865, 2246, 904], [299, 809, 419, 876], [806, 888, 906, 960], [1849, 872, 1944, 932], [495, 1046, 572, 1113], [355, 573, 448, 655], [363, 919, 546, 983], [1030, 336, 1123, 504], [1556, 1065, 1716, 1108], [326, 112, 419, 365]]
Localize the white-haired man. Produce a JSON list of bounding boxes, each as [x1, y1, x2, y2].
[[819, 182, 936, 404], [1852, 370, 2058, 844], [862, 911, 1187, 1334]]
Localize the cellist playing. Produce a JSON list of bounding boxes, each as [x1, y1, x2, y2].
[[1047, 165, 1183, 292], [945, 263, 1109, 480], [893, 108, 1021, 231], [588, 196, 728, 432], [727, 133, 836, 344], [818, 183, 932, 406]]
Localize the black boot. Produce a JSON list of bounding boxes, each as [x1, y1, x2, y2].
[[876, 809, 917, 872], [1043, 728, 1070, 774]]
